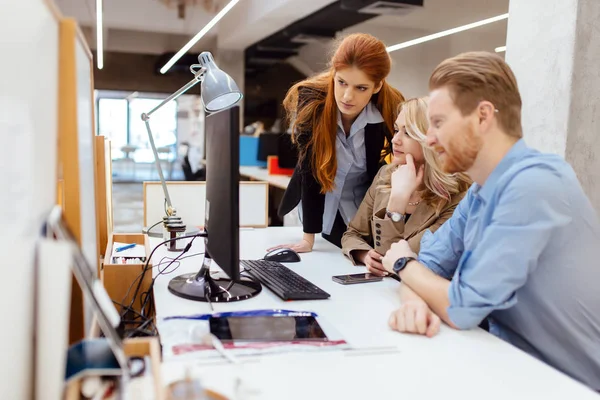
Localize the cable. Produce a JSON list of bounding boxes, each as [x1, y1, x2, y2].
[[139, 237, 198, 319], [125, 232, 206, 315], [121, 232, 206, 335], [147, 219, 163, 233]]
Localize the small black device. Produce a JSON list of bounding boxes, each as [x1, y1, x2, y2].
[[263, 247, 301, 263], [332, 273, 383, 285], [241, 259, 330, 300], [209, 315, 328, 342]]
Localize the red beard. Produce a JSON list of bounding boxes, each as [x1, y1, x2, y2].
[[439, 124, 482, 174]]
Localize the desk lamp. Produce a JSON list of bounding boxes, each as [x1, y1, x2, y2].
[[141, 52, 242, 245]]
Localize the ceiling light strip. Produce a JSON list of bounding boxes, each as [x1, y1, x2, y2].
[[96, 0, 103, 69], [160, 0, 241, 74], [386, 13, 509, 53], [495, 45, 507, 53]]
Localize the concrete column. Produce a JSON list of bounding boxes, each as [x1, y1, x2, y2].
[[216, 49, 245, 127], [505, 0, 600, 212]]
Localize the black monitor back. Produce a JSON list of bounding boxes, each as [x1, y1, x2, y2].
[[277, 133, 298, 169], [204, 107, 240, 281], [257, 133, 280, 162]]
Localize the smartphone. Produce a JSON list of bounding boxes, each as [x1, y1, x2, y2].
[[332, 273, 383, 285]]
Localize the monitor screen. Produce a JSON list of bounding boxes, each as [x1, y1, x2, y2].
[[277, 133, 298, 169], [204, 107, 240, 282], [256, 133, 280, 162]]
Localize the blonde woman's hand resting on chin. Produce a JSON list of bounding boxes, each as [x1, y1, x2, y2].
[[267, 233, 315, 253], [388, 154, 425, 214]]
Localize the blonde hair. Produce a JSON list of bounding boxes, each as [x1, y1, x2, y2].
[[380, 97, 471, 214]]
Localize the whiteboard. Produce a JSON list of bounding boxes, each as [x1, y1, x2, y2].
[[0, 0, 60, 398], [144, 181, 269, 228], [76, 33, 98, 278]]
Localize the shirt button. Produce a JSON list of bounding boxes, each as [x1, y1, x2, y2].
[[375, 223, 381, 228], [376, 241, 381, 246], [376, 236, 381, 241], [376, 230, 381, 234]]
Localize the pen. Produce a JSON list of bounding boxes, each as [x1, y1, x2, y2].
[[115, 243, 136, 252]]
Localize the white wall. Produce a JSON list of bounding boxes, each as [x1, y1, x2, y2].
[[0, 0, 59, 398]]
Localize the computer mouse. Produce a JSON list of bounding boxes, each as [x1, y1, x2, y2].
[[263, 248, 301, 263]]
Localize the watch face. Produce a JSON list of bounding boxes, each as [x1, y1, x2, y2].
[[393, 258, 406, 273], [393, 257, 414, 273], [391, 213, 401, 222]]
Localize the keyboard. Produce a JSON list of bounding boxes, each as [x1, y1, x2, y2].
[[240, 259, 330, 301]]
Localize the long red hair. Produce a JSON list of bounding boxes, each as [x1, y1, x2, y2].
[[283, 33, 404, 193]]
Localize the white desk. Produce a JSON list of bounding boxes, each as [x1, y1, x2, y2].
[[151, 228, 599, 399], [239, 166, 290, 190]]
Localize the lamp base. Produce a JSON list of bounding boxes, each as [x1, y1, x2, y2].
[[143, 224, 201, 238], [168, 272, 261, 302]]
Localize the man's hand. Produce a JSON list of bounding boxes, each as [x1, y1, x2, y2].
[[383, 240, 418, 274], [388, 301, 441, 338]]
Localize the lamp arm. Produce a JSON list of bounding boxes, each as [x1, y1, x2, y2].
[[141, 66, 206, 216]]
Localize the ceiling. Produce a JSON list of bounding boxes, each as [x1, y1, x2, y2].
[[56, 0, 509, 51], [55, 0, 225, 55], [56, 0, 509, 77], [244, 0, 508, 77], [371, 0, 508, 31], [55, 0, 223, 35]]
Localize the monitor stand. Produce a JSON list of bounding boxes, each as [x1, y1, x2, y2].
[[168, 253, 261, 302]]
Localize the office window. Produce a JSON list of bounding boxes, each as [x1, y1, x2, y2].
[[96, 93, 178, 161], [128, 98, 177, 162], [97, 98, 128, 158]]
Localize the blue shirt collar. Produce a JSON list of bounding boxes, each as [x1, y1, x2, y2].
[[337, 102, 384, 138], [477, 139, 528, 202]]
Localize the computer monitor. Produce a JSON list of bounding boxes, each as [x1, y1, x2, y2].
[[257, 133, 280, 163], [277, 133, 298, 169], [167, 106, 262, 302]]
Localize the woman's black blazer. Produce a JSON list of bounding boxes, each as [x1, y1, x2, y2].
[[277, 118, 391, 234]]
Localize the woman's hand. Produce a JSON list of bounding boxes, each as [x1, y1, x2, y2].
[[267, 234, 315, 253], [353, 249, 387, 276], [364, 249, 387, 276], [388, 154, 425, 214]]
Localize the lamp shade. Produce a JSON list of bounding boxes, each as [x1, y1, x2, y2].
[[198, 51, 243, 113]]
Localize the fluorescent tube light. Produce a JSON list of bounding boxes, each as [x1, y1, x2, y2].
[[96, 0, 103, 69], [160, 0, 241, 74], [495, 45, 507, 53], [387, 13, 509, 53]]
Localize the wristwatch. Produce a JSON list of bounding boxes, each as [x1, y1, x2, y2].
[[393, 256, 416, 275], [385, 209, 405, 223]]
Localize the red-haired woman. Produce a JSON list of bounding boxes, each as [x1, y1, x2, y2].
[[269, 33, 405, 252]]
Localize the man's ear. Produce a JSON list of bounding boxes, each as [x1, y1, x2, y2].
[[478, 101, 496, 128], [374, 81, 384, 94]]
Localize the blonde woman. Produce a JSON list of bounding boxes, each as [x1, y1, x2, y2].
[[341, 97, 471, 276]]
